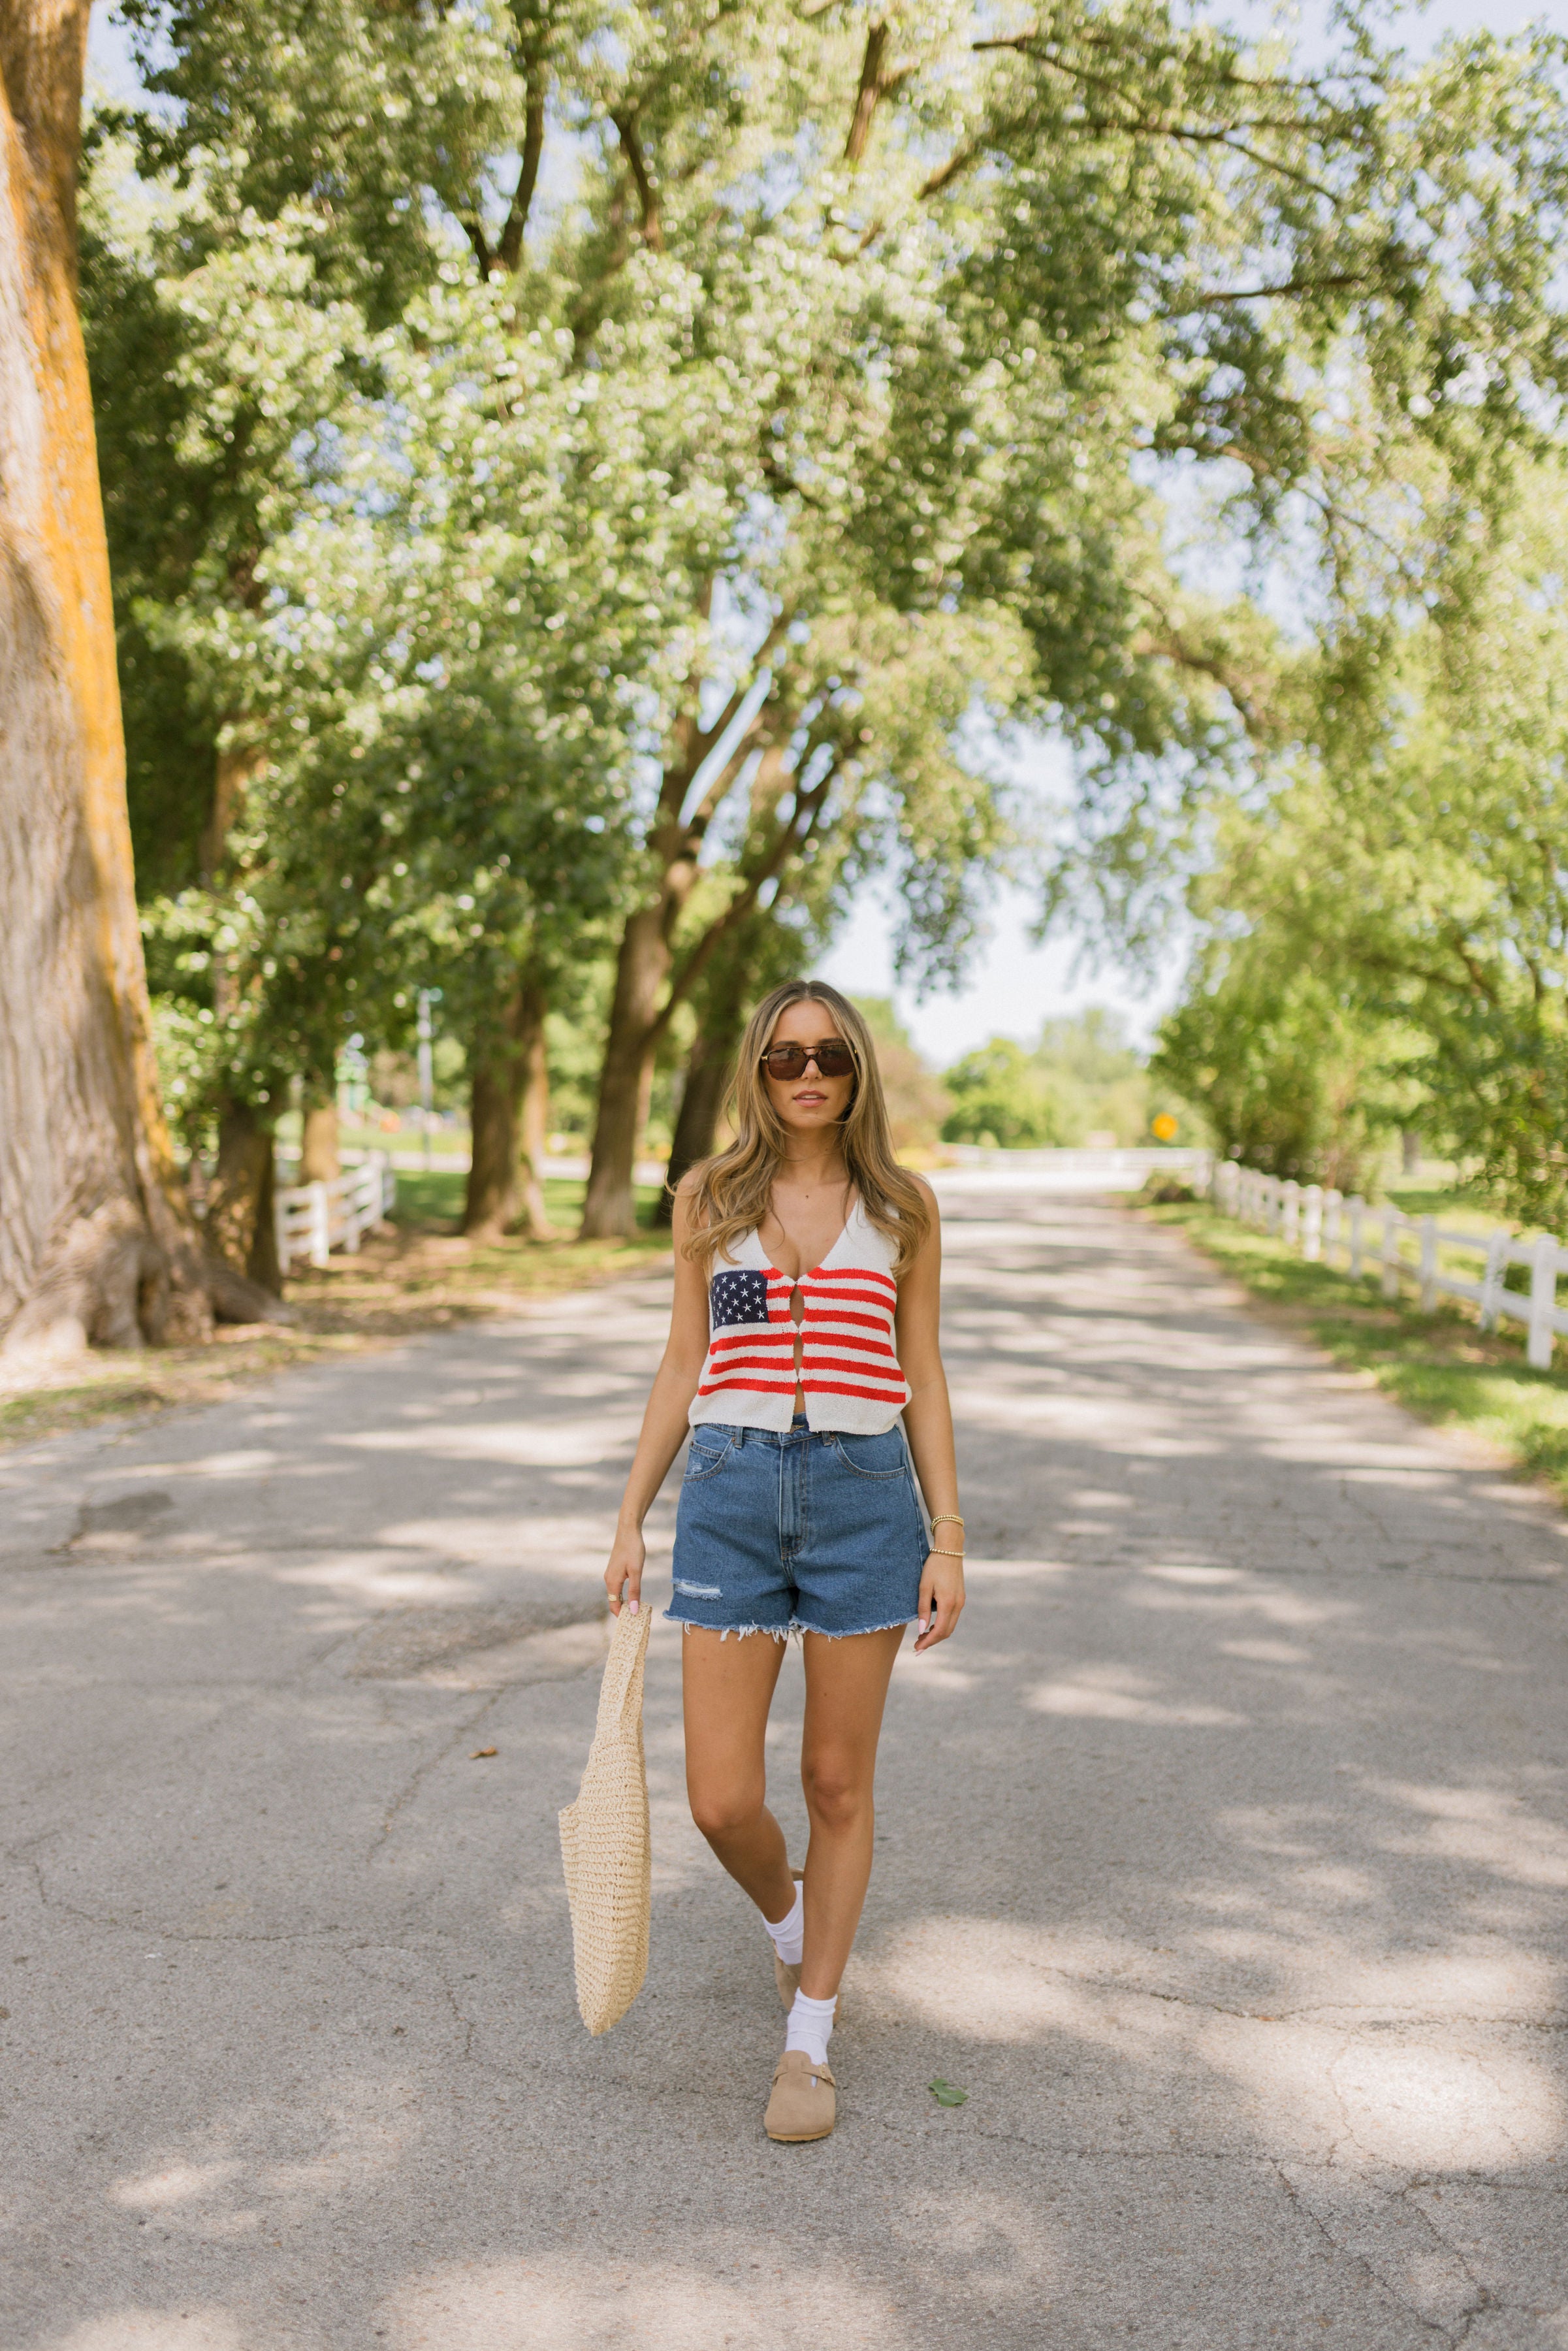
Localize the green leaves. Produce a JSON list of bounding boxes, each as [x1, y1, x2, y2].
[[87, 0, 1568, 1178], [928, 2078, 968, 2107]]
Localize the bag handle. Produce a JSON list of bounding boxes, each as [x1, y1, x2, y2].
[[595, 1602, 652, 1739]]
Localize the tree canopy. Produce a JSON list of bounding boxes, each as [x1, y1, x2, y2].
[[8, 0, 1564, 1348]]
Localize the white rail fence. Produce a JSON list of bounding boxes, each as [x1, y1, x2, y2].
[[274, 1150, 397, 1273], [1209, 1159, 1568, 1371]]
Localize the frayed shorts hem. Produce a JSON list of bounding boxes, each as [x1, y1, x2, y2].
[[664, 1610, 918, 1643]]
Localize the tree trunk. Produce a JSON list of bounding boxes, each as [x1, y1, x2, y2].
[[300, 1089, 340, 1184], [463, 976, 552, 1242], [658, 1022, 741, 1222], [656, 913, 787, 1224], [0, 0, 211, 1358], [580, 907, 667, 1238], [517, 999, 553, 1238], [204, 1098, 280, 1289]]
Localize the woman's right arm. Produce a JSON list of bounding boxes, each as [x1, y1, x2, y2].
[[603, 1180, 712, 1616]]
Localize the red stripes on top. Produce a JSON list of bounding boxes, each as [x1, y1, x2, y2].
[[697, 1256, 907, 1404]]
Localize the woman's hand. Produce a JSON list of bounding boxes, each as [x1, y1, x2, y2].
[[915, 1545, 965, 1653], [604, 1524, 646, 1619]]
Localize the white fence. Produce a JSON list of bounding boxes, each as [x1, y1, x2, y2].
[[1209, 1159, 1568, 1371], [274, 1150, 397, 1273]]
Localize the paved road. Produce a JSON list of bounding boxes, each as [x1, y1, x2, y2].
[[3, 1193, 1566, 2351]]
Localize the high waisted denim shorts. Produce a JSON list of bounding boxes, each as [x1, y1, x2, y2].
[[665, 1415, 929, 1640]]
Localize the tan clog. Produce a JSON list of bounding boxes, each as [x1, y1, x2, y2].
[[765, 2048, 837, 2143]]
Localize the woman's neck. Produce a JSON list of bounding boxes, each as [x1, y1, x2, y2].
[[777, 1137, 848, 1191]]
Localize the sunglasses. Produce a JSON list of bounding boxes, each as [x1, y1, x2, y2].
[[759, 1039, 856, 1080]]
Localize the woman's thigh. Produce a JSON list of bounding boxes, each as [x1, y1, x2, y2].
[[799, 1624, 905, 1795], [682, 1627, 788, 1808]]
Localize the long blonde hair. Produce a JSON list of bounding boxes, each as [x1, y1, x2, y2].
[[680, 980, 933, 1278]]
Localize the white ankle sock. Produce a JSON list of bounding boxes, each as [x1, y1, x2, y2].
[[764, 1885, 804, 1968], [784, 1987, 837, 2066]]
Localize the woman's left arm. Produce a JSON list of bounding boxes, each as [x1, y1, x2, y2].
[[895, 1180, 964, 1653]]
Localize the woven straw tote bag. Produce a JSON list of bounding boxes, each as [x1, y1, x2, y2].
[[558, 1601, 653, 2035]]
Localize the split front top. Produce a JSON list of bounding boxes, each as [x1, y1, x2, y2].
[[689, 1200, 909, 1435]]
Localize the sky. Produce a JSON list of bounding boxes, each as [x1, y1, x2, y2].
[[86, 0, 1568, 1068]]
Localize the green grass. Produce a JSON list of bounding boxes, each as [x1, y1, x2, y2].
[[389, 1171, 666, 1231], [1151, 1199, 1568, 1504]]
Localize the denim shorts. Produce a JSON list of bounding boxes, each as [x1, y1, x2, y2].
[[665, 1415, 929, 1640]]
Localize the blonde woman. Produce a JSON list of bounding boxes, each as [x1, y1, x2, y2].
[[602, 979, 965, 2143]]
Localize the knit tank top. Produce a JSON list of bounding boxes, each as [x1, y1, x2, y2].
[[689, 1199, 909, 1436]]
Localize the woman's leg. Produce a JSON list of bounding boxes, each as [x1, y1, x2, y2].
[[797, 1624, 905, 1999], [682, 1627, 795, 1922]]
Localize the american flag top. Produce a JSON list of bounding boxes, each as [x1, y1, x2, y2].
[[690, 1201, 910, 1436]]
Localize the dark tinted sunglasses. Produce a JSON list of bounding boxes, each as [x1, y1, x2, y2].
[[760, 1039, 855, 1080]]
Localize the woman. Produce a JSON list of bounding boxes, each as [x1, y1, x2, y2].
[[602, 979, 965, 2143]]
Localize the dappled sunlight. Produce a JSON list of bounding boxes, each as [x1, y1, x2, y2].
[[960, 1554, 1073, 1583], [330, 1417, 644, 1466], [8, 1195, 1568, 2343], [1206, 2014, 1561, 2169], [272, 1556, 467, 1605], [868, 1913, 1565, 2170], [1132, 1566, 1356, 1631], [890, 1645, 981, 1694], [1027, 1661, 1247, 1725], [1371, 1781, 1568, 1889], [380, 2255, 911, 2350], [36, 2311, 244, 2351], [99, 2077, 417, 2246], [108, 2158, 242, 2212]]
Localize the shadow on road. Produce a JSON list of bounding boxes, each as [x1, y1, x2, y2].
[[2, 1194, 1564, 2348]]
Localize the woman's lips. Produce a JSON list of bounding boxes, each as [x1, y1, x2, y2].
[[793, 1090, 827, 1104]]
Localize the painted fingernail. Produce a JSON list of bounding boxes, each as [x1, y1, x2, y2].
[[629, 1599, 639, 1615], [918, 1617, 929, 1634]]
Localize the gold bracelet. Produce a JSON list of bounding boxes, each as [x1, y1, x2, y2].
[[930, 1512, 965, 1530], [927, 1544, 966, 1559]]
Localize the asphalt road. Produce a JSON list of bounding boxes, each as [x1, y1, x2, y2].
[[3, 1191, 1565, 2350]]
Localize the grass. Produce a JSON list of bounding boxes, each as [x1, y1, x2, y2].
[[0, 1173, 671, 1449], [1149, 1197, 1568, 1505]]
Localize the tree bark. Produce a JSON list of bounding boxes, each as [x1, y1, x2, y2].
[[204, 1098, 280, 1291], [517, 997, 553, 1237], [654, 914, 778, 1225], [0, 0, 211, 1358], [658, 1022, 739, 1220], [581, 907, 667, 1237], [299, 1088, 340, 1184], [463, 976, 552, 1242]]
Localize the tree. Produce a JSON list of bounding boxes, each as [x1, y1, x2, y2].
[[0, 0, 210, 1356], [1158, 468, 1568, 1218], [86, 0, 524, 1273], [87, 0, 1568, 1270], [942, 1039, 1067, 1150], [1153, 949, 1414, 1193]]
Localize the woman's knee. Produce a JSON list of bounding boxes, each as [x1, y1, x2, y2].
[[801, 1753, 871, 1832], [688, 1779, 766, 1843]]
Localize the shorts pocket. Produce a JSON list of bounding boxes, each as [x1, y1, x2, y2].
[[683, 1433, 735, 1482], [826, 1431, 908, 1480]]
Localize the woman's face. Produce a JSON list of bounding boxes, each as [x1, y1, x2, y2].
[[761, 999, 856, 1140]]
